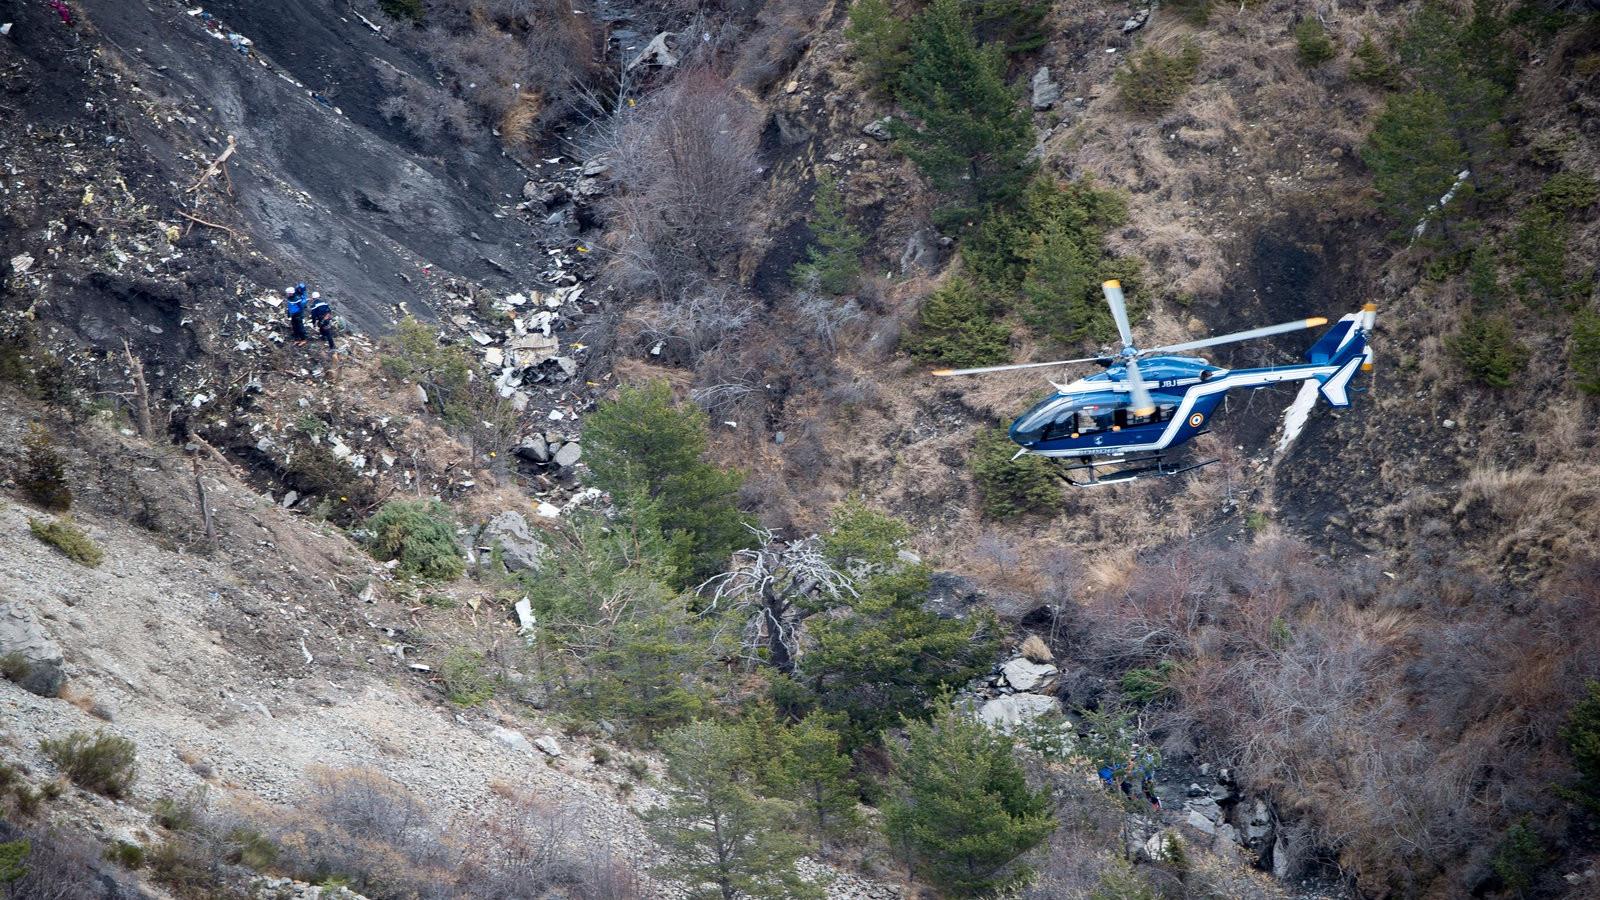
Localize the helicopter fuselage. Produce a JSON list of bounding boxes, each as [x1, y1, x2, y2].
[[1009, 352, 1365, 458]]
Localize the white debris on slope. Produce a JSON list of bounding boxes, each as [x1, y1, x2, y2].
[[1276, 380, 1321, 454]]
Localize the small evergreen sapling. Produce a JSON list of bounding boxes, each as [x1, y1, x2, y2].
[[882, 701, 1055, 896]]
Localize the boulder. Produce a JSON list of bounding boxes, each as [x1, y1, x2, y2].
[[1186, 796, 1222, 822], [0, 601, 65, 697], [977, 693, 1058, 730], [491, 726, 532, 753], [1186, 810, 1217, 836], [1123, 8, 1149, 32], [514, 434, 550, 463], [899, 227, 943, 274], [533, 735, 563, 757], [553, 442, 582, 468], [484, 511, 546, 573], [1000, 657, 1059, 692], [862, 116, 894, 141], [1030, 67, 1061, 110]]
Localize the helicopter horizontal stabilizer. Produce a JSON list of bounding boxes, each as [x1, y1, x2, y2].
[[1316, 355, 1364, 407]]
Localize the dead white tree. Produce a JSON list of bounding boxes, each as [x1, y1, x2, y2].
[[701, 527, 857, 673]]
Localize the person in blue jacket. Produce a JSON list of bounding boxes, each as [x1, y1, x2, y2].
[[285, 284, 308, 344], [308, 292, 337, 350]]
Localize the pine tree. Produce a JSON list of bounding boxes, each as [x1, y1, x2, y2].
[[1352, 34, 1400, 89], [804, 565, 998, 747], [781, 712, 862, 841], [1360, 91, 1468, 232], [882, 702, 1056, 896], [524, 509, 717, 739], [844, 0, 910, 94], [582, 381, 754, 585], [1560, 680, 1600, 814], [647, 721, 824, 900], [893, 0, 1035, 228], [19, 423, 71, 512], [1447, 314, 1526, 388], [904, 278, 1012, 368], [969, 424, 1063, 519], [791, 172, 866, 295], [1570, 310, 1600, 397]]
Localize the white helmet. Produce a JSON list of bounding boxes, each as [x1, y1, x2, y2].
[[312, 292, 321, 299]]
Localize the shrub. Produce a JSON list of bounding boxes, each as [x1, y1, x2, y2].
[[18, 423, 71, 511], [363, 500, 465, 581], [1447, 314, 1525, 387], [0, 653, 29, 685], [883, 701, 1056, 896], [607, 68, 762, 295], [1537, 171, 1600, 210], [581, 381, 753, 586], [904, 278, 1012, 368], [1570, 309, 1600, 396], [378, 0, 423, 21], [1490, 817, 1547, 896], [40, 730, 137, 798], [845, 0, 910, 92], [1116, 40, 1202, 115], [969, 425, 1062, 519], [893, 0, 1036, 226], [105, 840, 145, 870], [1561, 679, 1600, 813], [1352, 34, 1401, 88], [1120, 659, 1178, 705], [440, 648, 495, 706], [1295, 18, 1336, 67], [381, 317, 470, 405], [791, 172, 866, 295], [1361, 91, 1468, 233], [29, 517, 103, 567]]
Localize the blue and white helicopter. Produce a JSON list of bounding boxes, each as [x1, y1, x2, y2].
[[934, 280, 1376, 486]]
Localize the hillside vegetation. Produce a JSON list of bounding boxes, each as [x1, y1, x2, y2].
[[2, 0, 1599, 897]]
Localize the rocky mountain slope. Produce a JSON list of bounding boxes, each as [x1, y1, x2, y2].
[[3, 0, 1600, 897]]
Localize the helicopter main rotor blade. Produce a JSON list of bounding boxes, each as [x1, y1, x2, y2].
[[1123, 356, 1156, 417], [1141, 317, 1329, 357], [931, 356, 1108, 377], [1103, 280, 1135, 350]]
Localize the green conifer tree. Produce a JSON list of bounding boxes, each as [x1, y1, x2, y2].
[[792, 172, 866, 295], [582, 381, 754, 585], [781, 712, 862, 841], [893, 0, 1035, 228], [882, 701, 1056, 896], [904, 278, 1012, 368], [845, 0, 911, 94], [1569, 310, 1600, 397], [804, 565, 998, 747], [647, 721, 824, 900], [1360, 91, 1468, 232]]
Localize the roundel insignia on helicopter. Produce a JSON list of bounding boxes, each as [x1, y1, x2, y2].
[[1188, 413, 1205, 427]]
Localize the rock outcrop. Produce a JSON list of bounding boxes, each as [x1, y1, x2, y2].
[[0, 601, 65, 697]]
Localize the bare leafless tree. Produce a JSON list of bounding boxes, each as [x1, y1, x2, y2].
[[603, 67, 761, 296], [701, 527, 857, 673]]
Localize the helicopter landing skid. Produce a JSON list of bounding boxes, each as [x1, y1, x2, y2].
[[1055, 452, 1218, 487]]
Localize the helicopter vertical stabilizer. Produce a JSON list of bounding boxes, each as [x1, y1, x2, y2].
[[1309, 305, 1376, 406]]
